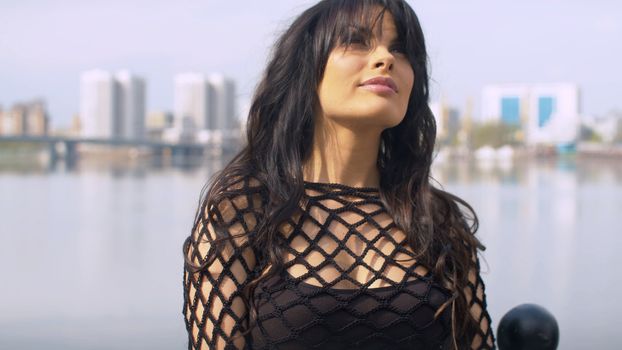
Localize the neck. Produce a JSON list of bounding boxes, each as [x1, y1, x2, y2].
[[302, 117, 382, 188]]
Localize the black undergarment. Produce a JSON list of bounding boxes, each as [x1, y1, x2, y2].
[[183, 177, 495, 349]]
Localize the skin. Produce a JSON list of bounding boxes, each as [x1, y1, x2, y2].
[[303, 10, 415, 188]]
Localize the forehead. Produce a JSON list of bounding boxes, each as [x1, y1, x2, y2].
[[373, 12, 397, 38]]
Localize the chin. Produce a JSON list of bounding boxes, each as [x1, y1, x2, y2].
[[364, 107, 405, 125], [383, 115, 406, 129], [327, 105, 406, 128]]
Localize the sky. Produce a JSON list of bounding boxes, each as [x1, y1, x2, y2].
[[1, 0, 621, 128]]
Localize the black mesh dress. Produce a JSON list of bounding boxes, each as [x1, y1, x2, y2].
[[183, 177, 495, 349]]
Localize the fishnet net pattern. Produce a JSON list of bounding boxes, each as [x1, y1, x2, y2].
[[183, 177, 265, 350], [464, 251, 495, 349], [183, 179, 495, 349]]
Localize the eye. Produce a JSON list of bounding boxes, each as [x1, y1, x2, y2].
[[390, 43, 407, 55], [348, 34, 369, 47], [340, 29, 372, 49]]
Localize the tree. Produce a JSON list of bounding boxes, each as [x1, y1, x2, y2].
[[614, 119, 622, 144], [579, 125, 603, 143], [469, 121, 521, 149]]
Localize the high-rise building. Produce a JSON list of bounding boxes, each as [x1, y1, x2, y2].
[[26, 100, 49, 136], [0, 104, 25, 135], [482, 83, 580, 145], [80, 70, 117, 139], [80, 69, 146, 140], [0, 100, 49, 136], [116, 70, 146, 140], [174, 73, 209, 132], [173, 72, 237, 134], [208, 74, 237, 131]]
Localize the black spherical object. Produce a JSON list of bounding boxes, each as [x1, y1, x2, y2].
[[497, 303, 559, 350]]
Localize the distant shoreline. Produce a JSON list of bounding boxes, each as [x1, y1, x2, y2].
[[1, 141, 621, 165]]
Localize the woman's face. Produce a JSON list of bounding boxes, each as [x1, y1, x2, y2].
[[316, 11, 414, 130]]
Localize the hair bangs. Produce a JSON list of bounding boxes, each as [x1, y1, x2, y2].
[[315, 0, 420, 61]]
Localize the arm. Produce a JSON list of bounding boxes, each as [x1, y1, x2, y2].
[[465, 252, 496, 349], [183, 184, 262, 350]]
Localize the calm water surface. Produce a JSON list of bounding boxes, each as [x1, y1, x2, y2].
[[0, 155, 620, 349]]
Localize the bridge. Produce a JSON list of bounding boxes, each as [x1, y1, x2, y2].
[[0, 134, 242, 168]]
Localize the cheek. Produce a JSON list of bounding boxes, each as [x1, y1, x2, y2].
[[404, 66, 415, 93], [324, 55, 363, 92], [400, 68, 415, 106], [318, 67, 349, 114]]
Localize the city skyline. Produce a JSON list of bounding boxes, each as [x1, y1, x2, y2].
[[80, 69, 146, 139], [71, 69, 239, 143], [1, 0, 621, 128]]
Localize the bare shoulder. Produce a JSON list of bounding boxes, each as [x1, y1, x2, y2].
[[203, 174, 266, 234], [186, 174, 265, 270]]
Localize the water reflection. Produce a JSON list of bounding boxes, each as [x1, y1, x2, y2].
[[432, 156, 620, 349], [432, 155, 622, 186], [0, 154, 620, 349], [0, 153, 228, 176]]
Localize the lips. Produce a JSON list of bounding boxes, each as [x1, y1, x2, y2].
[[359, 76, 398, 93]]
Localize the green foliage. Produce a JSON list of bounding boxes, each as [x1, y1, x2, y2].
[[469, 121, 521, 149], [614, 120, 622, 144], [579, 125, 603, 143], [0, 141, 45, 154]]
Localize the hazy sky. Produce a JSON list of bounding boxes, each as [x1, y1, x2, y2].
[[1, 0, 620, 128]]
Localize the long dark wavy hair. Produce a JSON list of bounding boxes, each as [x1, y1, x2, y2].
[[184, 0, 486, 347]]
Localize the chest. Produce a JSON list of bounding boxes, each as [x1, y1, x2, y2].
[[278, 203, 430, 289], [250, 267, 453, 350]]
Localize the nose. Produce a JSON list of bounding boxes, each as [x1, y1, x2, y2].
[[372, 47, 394, 71]]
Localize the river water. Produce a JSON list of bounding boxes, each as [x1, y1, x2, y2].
[[0, 155, 620, 349]]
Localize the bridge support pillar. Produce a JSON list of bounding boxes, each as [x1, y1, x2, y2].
[[48, 142, 59, 165], [64, 141, 78, 170]]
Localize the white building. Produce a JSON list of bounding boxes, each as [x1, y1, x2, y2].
[[482, 83, 580, 146], [116, 70, 146, 140], [208, 74, 237, 131], [80, 69, 146, 140], [174, 73, 209, 132], [173, 72, 237, 136], [80, 70, 117, 139]]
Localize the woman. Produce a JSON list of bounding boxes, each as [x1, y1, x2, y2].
[[183, 0, 495, 349]]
